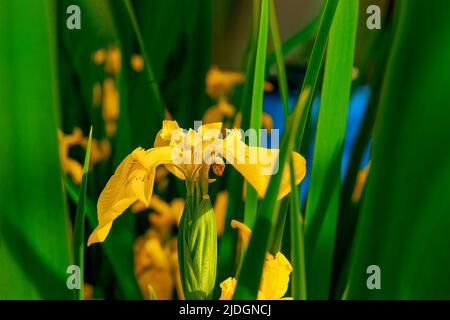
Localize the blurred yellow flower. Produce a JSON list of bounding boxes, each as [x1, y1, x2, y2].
[[257, 252, 293, 300], [58, 128, 84, 185], [92, 49, 106, 65], [132, 195, 184, 241], [105, 46, 121, 75], [203, 98, 236, 125], [81, 137, 111, 166], [219, 252, 293, 300], [102, 78, 119, 137], [134, 230, 174, 300], [219, 277, 237, 300], [233, 111, 274, 132], [58, 128, 111, 185], [84, 283, 94, 300], [203, 66, 274, 132], [169, 238, 185, 300], [352, 162, 371, 202], [206, 65, 245, 98], [231, 219, 252, 248], [88, 120, 306, 245], [214, 191, 228, 237], [131, 54, 144, 72], [220, 220, 293, 300], [92, 82, 102, 107]]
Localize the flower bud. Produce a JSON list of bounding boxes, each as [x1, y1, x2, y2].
[[178, 196, 217, 299]]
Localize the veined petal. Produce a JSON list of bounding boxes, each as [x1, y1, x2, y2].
[[219, 277, 237, 300], [88, 146, 175, 246], [222, 133, 306, 199], [259, 252, 293, 300], [154, 120, 181, 147], [153, 121, 187, 179]]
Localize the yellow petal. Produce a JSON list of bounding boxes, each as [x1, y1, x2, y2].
[[352, 162, 371, 202], [217, 98, 236, 117], [131, 54, 144, 72], [202, 106, 223, 124], [105, 46, 121, 75], [170, 198, 185, 226], [153, 120, 181, 147], [206, 65, 245, 98], [92, 82, 102, 107], [222, 132, 307, 199], [231, 219, 252, 248], [219, 277, 237, 300], [263, 81, 274, 92], [65, 158, 83, 185], [153, 121, 186, 180], [92, 49, 106, 65], [102, 78, 120, 137], [259, 252, 293, 300], [198, 122, 223, 141], [214, 191, 228, 237], [262, 112, 273, 132], [233, 112, 242, 129], [88, 146, 174, 246]]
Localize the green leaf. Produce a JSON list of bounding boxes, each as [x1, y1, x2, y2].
[[289, 159, 307, 300], [0, 0, 73, 299], [216, 0, 260, 295], [244, 0, 269, 231], [347, 1, 450, 299], [122, 0, 165, 123], [73, 127, 92, 300], [64, 177, 142, 299], [268, 0, 289, 119], [304, 0, 358, 299], [295, 0, 338, 151], [265, 11, 320, 71], [332, 29, 392, 299], [266, 0, 289, 257], [234, 88, 311, 299]]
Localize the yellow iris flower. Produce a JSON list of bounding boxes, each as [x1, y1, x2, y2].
[[88, 120, 306, 246], [58, 128, 110, 185], [220, 220, 293, 300]]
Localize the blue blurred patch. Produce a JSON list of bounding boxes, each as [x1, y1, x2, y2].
[[262, 85, 372, 205]]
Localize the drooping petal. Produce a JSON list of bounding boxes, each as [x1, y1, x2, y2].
[[219, 277, 237, 300], [87, 146, 174, 246], [153, 120, 186, 180], [198, 122, 223, 141], [231, 219, 252, 248], [259, 252, 293, 300], [202, 106, 223, 124], [221, 131, 306, 200], [153, 120, 181, 147]]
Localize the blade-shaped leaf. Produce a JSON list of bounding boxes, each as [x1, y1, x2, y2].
[[0, 0, 73, 299], [304, 0, 358, 299], [73, 127, 92, 300], [347, 0, 450, 299]]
